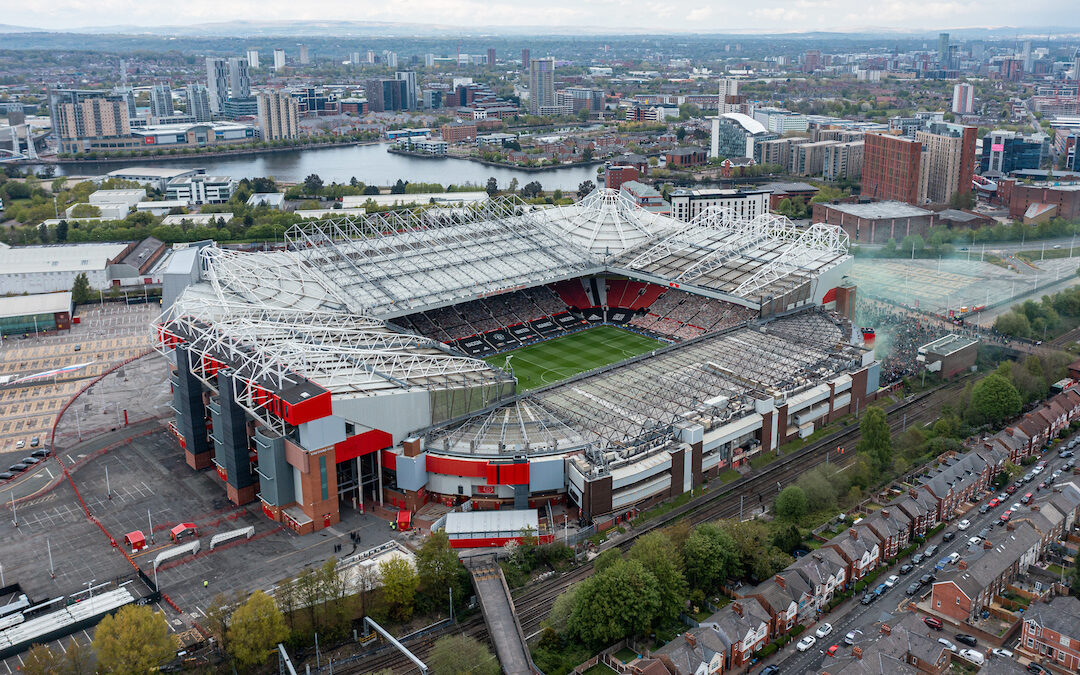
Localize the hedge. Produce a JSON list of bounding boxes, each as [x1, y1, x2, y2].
[[753, 642, 780, 659], [928, 522, 946, 537], [789, 624, 806, 637]]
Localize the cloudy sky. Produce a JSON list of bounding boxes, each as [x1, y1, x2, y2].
[[5, 0, 1076, 33]]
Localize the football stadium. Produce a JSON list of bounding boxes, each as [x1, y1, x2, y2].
[[156, 188, 878, 534]]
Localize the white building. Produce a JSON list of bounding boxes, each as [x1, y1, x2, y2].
[[165, 175, 236, 205], [273, 48, 286, 71], [136, 200, 189, 216], [205, 57, 229, 114], [668, 188, 770, 222], [0, 242, 130, 294], [161, 213, 235, 226], [246, 49, 260, 69], [753, 107, 809, 134], [107, 167, 205, 192], [952, 83, 975, 114]]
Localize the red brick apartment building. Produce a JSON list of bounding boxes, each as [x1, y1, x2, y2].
[[1022, 596, 1080, 673], [861, 132, 922, 204]]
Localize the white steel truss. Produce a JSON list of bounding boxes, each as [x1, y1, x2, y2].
[[732, 222, 849, 298]]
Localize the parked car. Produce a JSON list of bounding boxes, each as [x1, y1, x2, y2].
[[1027, 663, 1048, 673], [29, 436, 39, 448], [958, 648, 985, 665], [844, 630, 860, 645], [797, 635, 817, 652], [992, 647, 1014, 658], [899, 564, 913, 575], [955, 634, 977, 647], [968, 536, 982, 547], [815, 623, 833, 638], [911, 553, 924, 564], [20, 457, 39, 466], [873, 583, 888, 596], [923, 616, 943, 630], [920, 573, 935, 585], [1011, 502, 1022, 512], [760, 667, 779, 675], [7, 464, 26, 473], [957, 519, 971, 531], [885, 575, 900, 588], [948, 552, 961, 564], [31, 448, 49, 458], [938, 638, 957, 652], [860, 593, 875, 605], [1000, 511, 1012, 524], [905, 582, 921, 596], [1006, 484, 1019, 494], [924, 544, 938, 557], [0, 472, 14, 481], [943, 531, 956, 542], [979, 504, 991, 514], [1061, 450, 1074, 458], [15, 440, 24, 450], [73, 344, 81, 351], [1022, 492, 1034, 504], [978, 527, 990, 539], [936, 557, 951, 570], [826, 645, 839, 657]]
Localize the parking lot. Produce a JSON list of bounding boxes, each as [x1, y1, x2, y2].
[[0, 303, 159, 455]]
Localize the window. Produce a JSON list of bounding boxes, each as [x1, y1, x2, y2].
[[1028, 638, 1035, 649], [936, 601, 941, 608], [956, 598, 960, 604], [318, 456, 328, 501]]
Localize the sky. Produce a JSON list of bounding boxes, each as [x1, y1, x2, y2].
[[4, 0, 1077, 34]]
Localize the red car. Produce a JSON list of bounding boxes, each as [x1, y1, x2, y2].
[[827, 645, 839, 657], [988, 498, 1001, 507], [1006, 484, 1019, 494], [1000, 511, 1012, 522]]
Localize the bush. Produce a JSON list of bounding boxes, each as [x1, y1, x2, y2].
[[753, 642, 780, 659], [928, 522, 945, 537], [789, 624, 806, 637]]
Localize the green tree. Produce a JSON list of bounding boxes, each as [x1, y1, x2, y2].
[[521, 181, 543, 198], [229, 590, 288, 671], [428, 635, 500, 675], [55, 219, 69, 242], [546, 586, 578, 634], [774, 485, 809, 520], [70, 272, 93, 305], [21, 643, 63, 675], [582, 147, 594, 162], [390, 179, 407, 194], [682, 523, 741, 592], [856, 406, 892, 474], [485, 176, 498, 197], [416, 530, 464, 610], [69, 203, 101, 218], [593, 547, 623, 574], [577, 180, 595, 198], [568, 558, 660, 647], [92, 604, 174, 674], [379, 557, 419, 622], [62, 636, 94, 675], [770, 522, 803, 554], [628, 531, 688, 625], [968, 373, 1023, 425], [302, 173, 324, 194], [204, 591, 243, 656]]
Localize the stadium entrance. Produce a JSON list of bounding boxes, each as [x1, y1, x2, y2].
[[335, 453, 383, 511]]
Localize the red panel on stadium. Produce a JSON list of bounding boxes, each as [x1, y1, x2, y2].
[[486, 462, 530, 485], [334, 429, 393, 464], [821, 287, 838, 304], [426, 455, 488, 478]]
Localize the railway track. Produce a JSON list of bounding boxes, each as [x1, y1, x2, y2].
[[333, 381, 961, 674]]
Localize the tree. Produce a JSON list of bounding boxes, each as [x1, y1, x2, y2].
[[417, 530, 463, 608], [485, 176, 499, 197], [390, 179, 408, 195], [774, 485, 809, 520], [856, 406, 892, 474], [547, 586, 578, 633], [92, 604, 174, 674], [55, 219, 69, 243], [69, 203, 101, 218], [71, 272, 93, 305], [379, 557, 419, 622], [428, 635, 500, 675], [628, 531, 688, 625], [302, 173, 324, 195], [770, 522, 803, 554], [577, 180, 595, 198], [582, 147, 594, 162], [593, 547, 623, 574], [21, 643, 63, 675], [968, 373, 1023, 425], [682, 523, 741, 592], [63, 636, 94, 675], [229, 590, 288, 671], [508, 177, 519, 194], [521, 181, 543, 199], [568, 558, 661, 647], [204, 591, 243, 656]]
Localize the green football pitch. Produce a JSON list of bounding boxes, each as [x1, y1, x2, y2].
[[483, 325, 664, 391]]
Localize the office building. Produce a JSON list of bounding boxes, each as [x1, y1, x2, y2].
[[185, 84, 212, 123], [938, 33, 950, 68], [246, 49, 260, 69], [1073, 48, 1080, 80], [383, 51, 398, 68], [823, 140, 864, 181], [861, 132, 924, 204], [528, 58, 555, 114], [365, 79, 408, 113], [298, 45, 310, 65], [49, 89, 132, 154], [521, 48, 530, 67], [165, 175, 236, 205], [229, 58, 250, 100], [222, 97, 258, 118], [916, 122, 976, 204], [273, 48, 286, 71], [487, 48, 496, 69], [205, 57, 229, 114], [710, 112, 776, 159], [803, 50, 821, 73], [422, 90, 443, 110], [668, 188, 770, 221], [395, 71, 418, 110], [980, 130, 1045, 176], [149, 85, 173, 118], [257, 90, 300, 141], [753, 107, 809, 134], [952, 83, 974, 114]]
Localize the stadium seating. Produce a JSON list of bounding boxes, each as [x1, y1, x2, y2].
[[553, 280, 593, 309]]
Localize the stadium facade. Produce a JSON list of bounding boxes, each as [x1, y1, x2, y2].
[[157, 189, 876, 534]]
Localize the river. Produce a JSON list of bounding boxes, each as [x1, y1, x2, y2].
[[39, 143, 603, 192]]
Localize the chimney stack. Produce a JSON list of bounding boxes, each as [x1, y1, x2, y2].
[[775, 574, 786, 589], [853, 646, 863, 660], [732, 601, 743, 617], [684, 631, 697, 648], [849, 528, 858, 540], [881, 509, 890, 519], [881, 623, 892, 636], [958, 560, 968, 571]]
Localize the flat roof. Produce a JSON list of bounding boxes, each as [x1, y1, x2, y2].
[[0, 243, 130, 275], [107, 166, 204, 179], [0, 292, 72, 318], [824, 200, 933, 219], [922, 334, 978, 356], [444, 510, 539, 536]]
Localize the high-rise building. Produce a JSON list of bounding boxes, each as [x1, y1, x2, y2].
[[186, 84, 212, 123], [487, 48, 496, 69], [916, 122, 976, 204], [861, 132, 924, 204], [521, 48, 530, 67], [364, 79, 407, 112], [951, 83, 974, 114], [273, 48, 286, 71], [149, 84, 173, 118], [823, 140, 864, 181], [717, 78, 738, 103], [228, 58, 251, 100], [205, 57, 229, 114], [246, 49, 260, 69], [938, 33, 950, 69], [298, 45, 310, 65], [48, 89, 131, 153], [112, 86, 136, 120], [1072, 48, 1080, 80], [802, 50, 821, 73], [528, 57, 555, 114], [1022, 40, 1033, 72], [256, 90, 299, 140], [980, 130, 1045, 176], [395, 71, 417, 110], [383, 51, 398, 68]]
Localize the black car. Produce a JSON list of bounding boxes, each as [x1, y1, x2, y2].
[[955, 634, 977, 647], [943, 531, 956, 542], [7, 464, 26, 473], [1027, 663, 1048, 673], [911, 552, 924, 564], [31, 448, 49, 458], [905, 582, 921, 596], [861, 593, 876, 605], [0, 472, 13, 481], [900, 564, 913, 574], [920, 573, 936, 585], [761, 666, 780, 675], [979, 504, 991, 514]]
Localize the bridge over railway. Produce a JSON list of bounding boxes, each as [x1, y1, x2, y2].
[[465, 554, 537, 675]]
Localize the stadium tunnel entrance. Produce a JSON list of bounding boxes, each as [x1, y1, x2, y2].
[[334, 451, 383, 512]]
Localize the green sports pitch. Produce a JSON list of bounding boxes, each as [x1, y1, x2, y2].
[[483, 325, 664, 391]]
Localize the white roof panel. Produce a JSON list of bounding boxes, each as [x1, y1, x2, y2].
[[444, 509, 539, 536]]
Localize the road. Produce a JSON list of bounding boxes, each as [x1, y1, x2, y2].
[[772, 448, 1076, 674]]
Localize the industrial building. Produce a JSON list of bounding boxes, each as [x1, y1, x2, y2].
[[918, 335, 978, 378], [156, 190, 869, 534], [0, 292, 72, 336]]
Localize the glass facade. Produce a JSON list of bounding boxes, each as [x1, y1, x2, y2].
[[0, 312, 56, 336]]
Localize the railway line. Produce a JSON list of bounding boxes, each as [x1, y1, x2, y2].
[[332, 381, 961, 674]]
